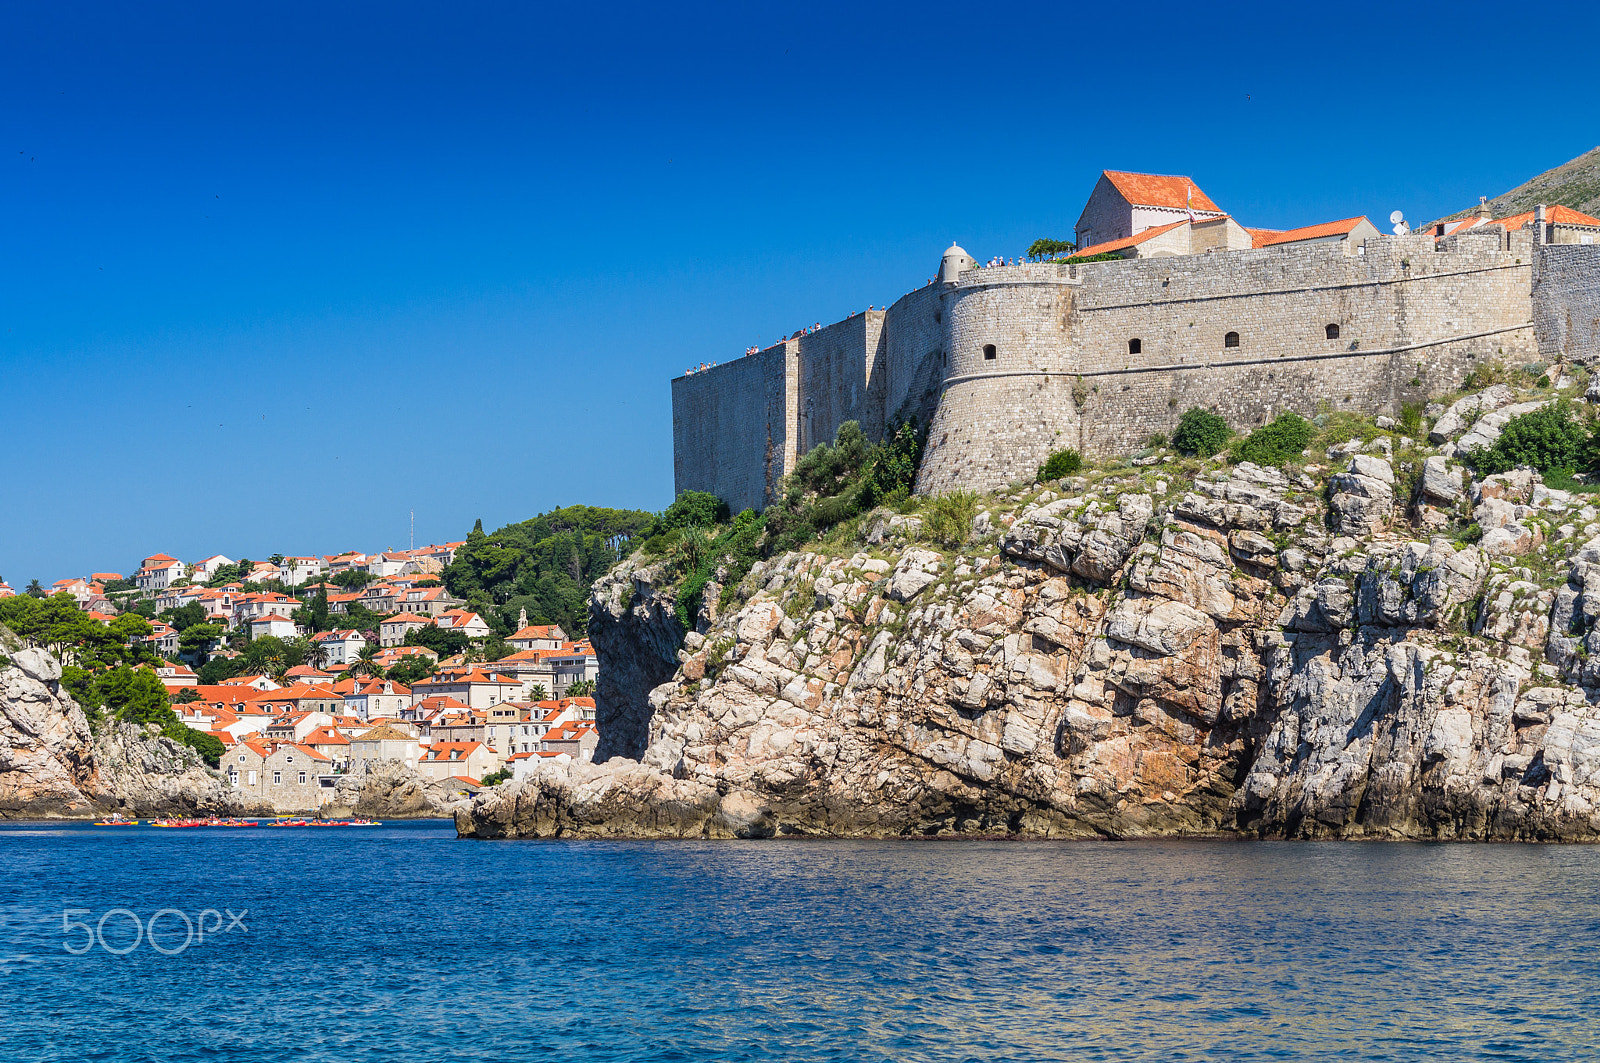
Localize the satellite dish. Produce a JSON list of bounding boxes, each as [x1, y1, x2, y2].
[[1389, 209, 1410, 236], [1389, 210, 1405, 225]]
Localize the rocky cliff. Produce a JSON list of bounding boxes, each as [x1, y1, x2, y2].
[[460, 396, 1600, 840], [0, 634, 262, 818]]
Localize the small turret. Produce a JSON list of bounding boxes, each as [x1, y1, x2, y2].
[[939, 242, 975, 284]]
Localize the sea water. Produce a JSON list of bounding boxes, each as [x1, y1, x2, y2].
[[1, 820, 1596, 1061]]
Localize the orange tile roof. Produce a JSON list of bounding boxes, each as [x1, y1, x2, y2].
[[1102, 171, 1222, 213], [1069, 219, 1189, 260], [1495, 205, 1600, 230], [1252, 216, 1370, 248]]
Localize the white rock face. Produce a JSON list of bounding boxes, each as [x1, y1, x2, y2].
[[457, 439, 1600, 842], [1456, 401, 1550, 453], [1429, 384, 1515, 443], [1328, 455, 1394, 533]]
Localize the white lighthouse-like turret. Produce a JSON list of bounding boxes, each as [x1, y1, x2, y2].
[[938, 242, 975, 284]]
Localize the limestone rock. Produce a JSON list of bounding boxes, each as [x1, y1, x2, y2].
[[1429, 384, 1515, 443], [1328, 455, 1394, 533], [1418, 456, 1463, 504], [462, 452, 1600, 842], [1457, 401, 1549, 453]]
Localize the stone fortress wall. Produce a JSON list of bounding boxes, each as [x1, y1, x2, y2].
[[672, 229, 1600, 507]]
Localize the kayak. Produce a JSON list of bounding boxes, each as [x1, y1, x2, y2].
[[92, 820, 139, 826]]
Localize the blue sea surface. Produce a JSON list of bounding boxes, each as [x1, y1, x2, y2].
[[0, 821, 1596, 1061]]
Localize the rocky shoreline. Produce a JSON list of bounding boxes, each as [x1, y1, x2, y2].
[[0, 636, 461, 820], [459, 394, 1600, 841]]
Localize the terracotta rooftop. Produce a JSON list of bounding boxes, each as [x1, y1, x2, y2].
[[1102, 171, 1222, 213]]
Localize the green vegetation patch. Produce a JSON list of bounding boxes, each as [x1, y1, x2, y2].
[[1233, 412, 1313, 467], [1172, 407, 1230, 457]]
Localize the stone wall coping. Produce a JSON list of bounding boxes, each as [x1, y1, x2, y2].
[[1075, 260, 1532, 314]]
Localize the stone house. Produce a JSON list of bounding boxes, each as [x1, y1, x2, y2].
[[348, 722, 420, 772], [225, 739, 332, 811], [379, 613, 434, 647], [1074, 170, 1227, 252]]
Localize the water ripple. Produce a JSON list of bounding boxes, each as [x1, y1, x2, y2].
[[0, 825, 1596, 1061]]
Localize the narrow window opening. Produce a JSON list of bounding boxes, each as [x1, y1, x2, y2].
[[982, 344, 996, 361], [1224, 331, 1240, 349], [1128, 338, 1142, 355], [1325, 323, 1340, 340]]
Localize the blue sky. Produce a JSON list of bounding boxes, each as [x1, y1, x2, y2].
[[2, 0, 1595, 584]]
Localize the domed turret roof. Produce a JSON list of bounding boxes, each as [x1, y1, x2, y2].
[[944, 242, 970, 259]]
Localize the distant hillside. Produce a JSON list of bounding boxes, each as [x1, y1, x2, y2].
[[1437, 147, 1600, 223]]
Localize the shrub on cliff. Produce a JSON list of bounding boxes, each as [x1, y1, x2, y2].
[[1172, 408, 1230, 457], [1037, 448, 1082, 481], [1233, 412, 1313, 467], [1468, 400, 1592, 475], [922, 491, 979, 547], [659, 491, 731, 532]]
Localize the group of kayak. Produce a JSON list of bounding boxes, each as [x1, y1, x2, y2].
[[92, 816, 381, 828]]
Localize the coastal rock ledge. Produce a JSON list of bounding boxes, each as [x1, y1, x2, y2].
[[459, 459, 1600, 842]]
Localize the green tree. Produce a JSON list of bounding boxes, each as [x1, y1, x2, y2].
[[1173, 407, 1231, 457], [25, 579, 45, 598], [179, 622, 226, 662], [527, 683, 548, 702], [330, 569, 375, 589], [350, 644, 381, 677], [1027, 238, 1076, 261], [405, 625, 470, 658], [386, 655, 436, 686], [443, 504, 653, 637], [160, 601, 207, 632], [564, 679, 595, 698]]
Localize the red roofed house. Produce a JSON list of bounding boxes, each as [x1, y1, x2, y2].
[[547, 643, 599, 698], [192, 555, 234, 582], [311, 628, 367, 667], [371, 645, 437, 670], [1446, 204, 1600, 246], [507, 614, 566, 653], [379, 613, 434, 647], [435, 609, 492, 639], [281, 556, 328, 586], [136, 554, 187, 593], [301, 726, 351, 770], [1249, 216, 1380, 251], [343, 678, 411, 722], [154, 662, 199, 687], [1074, 171, 1227, 254], [418, 741, 502, 783], [224, 739, 332, 811], [410, 668, 523, 710], [262, 711, 336, 743], [141, 620, 181, 657], [539, 721, 598, 762], [250, 614, 299, 640]]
